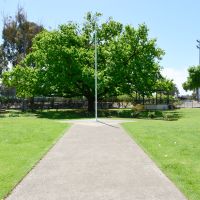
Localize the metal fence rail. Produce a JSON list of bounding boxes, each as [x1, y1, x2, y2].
[[178, 100, 200, 108]]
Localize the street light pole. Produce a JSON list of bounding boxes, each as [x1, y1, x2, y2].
[[196, 40, 200, 65], [196, 40, 200, 101], [95, 24, 98, 122]]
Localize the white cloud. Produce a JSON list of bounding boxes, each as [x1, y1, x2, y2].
[[161, 67, 192, 95]]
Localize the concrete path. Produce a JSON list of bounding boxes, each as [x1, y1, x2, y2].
[[6, 119, 187, 200]]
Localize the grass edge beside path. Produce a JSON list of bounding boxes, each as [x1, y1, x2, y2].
[[122, 109, 200, 200], [0, 116, 70, 199]]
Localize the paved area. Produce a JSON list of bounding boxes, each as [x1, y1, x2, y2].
[[6, 119, 186, 200]]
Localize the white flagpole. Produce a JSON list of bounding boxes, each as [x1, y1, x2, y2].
[[95, 24, 98, 122]]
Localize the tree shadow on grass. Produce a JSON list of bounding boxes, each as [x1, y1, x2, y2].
[[34, 109, 183, 121], [127, 110, 183, 121], [35, 109, 94, 119], [1, 109, 183, 121]]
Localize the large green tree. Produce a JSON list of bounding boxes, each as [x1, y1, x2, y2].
[[3, 13, 164, 111], [183, 65, 200, 100], [2, 7, 43, 66]]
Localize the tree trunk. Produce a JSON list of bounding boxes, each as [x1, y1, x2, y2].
[[139, 93, 141, 104], [156, 92, 158, 105], [167, 93, 169, 104], [30, 97, 35, 111], [196, 88, 200, 102], [87, 97, 95, 112], [50, 97, 54, 109], [142, 94, 145, 105], [21, 99, 27, 112], [136, 91, 138, 102]]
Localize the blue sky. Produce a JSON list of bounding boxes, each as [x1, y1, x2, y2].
[[0, 0, 199, 94]]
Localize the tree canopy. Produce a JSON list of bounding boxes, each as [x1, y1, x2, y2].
[[3, 12, 165, 111], [183, 65, 200, 92], [183, 65, 200, 100], [1, 7, 43, 67], [155, 76, 178, 95]]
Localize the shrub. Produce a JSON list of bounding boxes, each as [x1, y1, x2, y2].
[[131, 111, 140, 118], [117, 110, 131, 118], [163, 113, 175, 121], [8, 113, 20, 117], [148, 111, 155, 119]]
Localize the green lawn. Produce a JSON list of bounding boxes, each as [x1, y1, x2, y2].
[[0, 112, 69, 199], [122, 108, 200, 200]]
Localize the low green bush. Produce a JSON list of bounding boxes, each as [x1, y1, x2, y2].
[[163, 113, 175, 121], [148, 111, 156, 119], [131, 111, 140, 118], [9, 113, 20, 117]]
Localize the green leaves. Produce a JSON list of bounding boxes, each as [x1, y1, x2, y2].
[[3, 12, 165, 110], [2, 7, 43, 66], [183, 65, 200, 91], [2, 66, 38, 98]]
